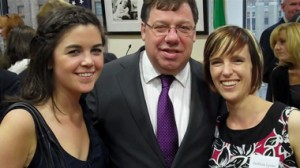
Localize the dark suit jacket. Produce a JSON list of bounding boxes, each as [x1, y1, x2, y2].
[[86, 46, 225, 168], [0, 69, 20, 116], [259, 18, 285, 83], [104, 52, 117, 64], [269, 66, 298, 107]]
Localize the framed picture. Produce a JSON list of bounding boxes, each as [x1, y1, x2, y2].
[[94, 1, 105, 25], [103, 0, 208, 35]]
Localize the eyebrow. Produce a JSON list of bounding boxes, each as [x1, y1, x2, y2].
[[65, 43, 104, 49]]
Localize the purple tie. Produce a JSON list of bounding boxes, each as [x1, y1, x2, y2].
[[157, 75, 178, 168]]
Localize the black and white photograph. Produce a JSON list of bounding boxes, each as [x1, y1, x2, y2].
[[104, 0, 207, 34], [112, 0, 138, 21]]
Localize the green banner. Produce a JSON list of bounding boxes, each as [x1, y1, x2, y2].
[[213, 0, 226, 29]]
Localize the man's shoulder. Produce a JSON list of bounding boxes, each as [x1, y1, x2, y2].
[[189, 58, 203, 66], [262, 18, 285, 34], [272, 65, 288, 74], [0, 69, 19, 86], [189, 59, 206, 83], [104, 47, 144, 67], [99, 47, 144, 79], [189, 59, 204, 73]]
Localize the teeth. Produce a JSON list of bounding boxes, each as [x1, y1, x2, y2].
[[79, 73, 93, 77], [222, 81, 237, 86]]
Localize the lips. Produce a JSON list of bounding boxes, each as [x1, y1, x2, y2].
[[160, 48, 183, 59], [161, 48, 181, 53]]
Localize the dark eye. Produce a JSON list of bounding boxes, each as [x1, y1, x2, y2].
[[91, 48, 103, 56], [279, 39, 286, 44], [210, 60, 222, 66], [153, 24, 168, 32], [178, 25, 193, 31], [233, 58, 244, 64], [177, 25, 194, 34], [68, 49, 80, 56]]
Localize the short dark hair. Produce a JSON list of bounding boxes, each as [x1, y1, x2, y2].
[[22, 6, 106, 105], [5, 25, 35, 66], [203, 25, 263, 94], [141, 0, 198, 24]]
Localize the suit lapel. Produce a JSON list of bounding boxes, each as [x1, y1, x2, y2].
[[172, 59, 210, 167], [115, 47, 165, 164]]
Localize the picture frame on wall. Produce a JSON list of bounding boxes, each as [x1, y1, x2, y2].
[[103, 0, 208, 35], [94, 1, 105, 26]]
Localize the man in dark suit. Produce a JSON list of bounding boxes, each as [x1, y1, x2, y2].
[[86, 0, 225, 167], [260, 0, 300, 84]]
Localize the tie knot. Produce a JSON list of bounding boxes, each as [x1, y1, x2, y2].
[[160, 75, 174, 88]]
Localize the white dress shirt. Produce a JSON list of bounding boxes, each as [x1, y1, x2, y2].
[[139, 51, 191, 145]]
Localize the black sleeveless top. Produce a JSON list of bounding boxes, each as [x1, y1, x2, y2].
[[290, 85, 300, 109], [28, 99, 108, 168]]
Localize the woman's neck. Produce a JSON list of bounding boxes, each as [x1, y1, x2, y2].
[[226, 95, 272, 130]]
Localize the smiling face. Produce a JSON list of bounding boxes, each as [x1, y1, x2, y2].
[[209, 45, 253, 103], [141, 3, 196, 75], [53, 24, 104, 95]]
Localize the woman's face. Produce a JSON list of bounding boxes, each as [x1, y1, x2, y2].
[[52, 24, 104, 95], [274, 30, 291, 63], [209, 45, 253, 104]]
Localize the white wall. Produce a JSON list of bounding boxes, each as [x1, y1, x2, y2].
[[107, 0, 243, 63], [225, 0, 243, 27]]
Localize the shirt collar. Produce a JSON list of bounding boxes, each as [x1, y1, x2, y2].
[[283, 15, 288, 23]]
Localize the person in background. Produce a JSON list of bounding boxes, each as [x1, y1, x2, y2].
[[0, 13, 24, 57], [290, 10, 300, 22], [86, 0, 225, 167], [260, 0, 300, 100], [268, 22, 300, 109], [203, 25, 300, 167], [0, 6, 108, 167], [3, 25, 36, 74], [0, 15, 8, 54], [103, 52, 117, 63], [0, 13, 24, 40], [0, 68, 19, 117]]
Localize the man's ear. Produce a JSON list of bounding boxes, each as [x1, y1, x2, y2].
[[141, 22, 146, 41]]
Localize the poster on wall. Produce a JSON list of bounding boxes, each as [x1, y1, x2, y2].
[[103, 0, 208, 35]]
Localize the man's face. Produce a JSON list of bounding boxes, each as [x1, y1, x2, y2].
[[141, 3, 196, 75], [282, 0, 300, 21]]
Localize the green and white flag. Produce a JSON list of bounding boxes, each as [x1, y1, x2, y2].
[[213, 0, 226, 29]]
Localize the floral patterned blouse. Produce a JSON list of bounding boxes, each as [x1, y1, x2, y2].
[[209, 102, 298, 168]]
